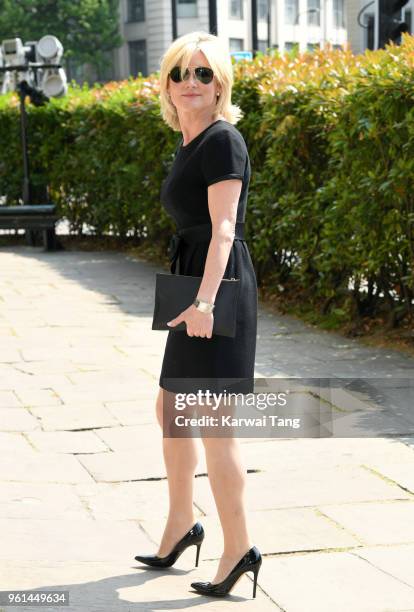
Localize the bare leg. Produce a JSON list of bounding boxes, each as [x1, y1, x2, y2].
[[155, 387, 200, 557], [201, 434, 253, 584]]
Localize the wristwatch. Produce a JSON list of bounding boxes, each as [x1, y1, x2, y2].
[[193, 298, 215, 313]]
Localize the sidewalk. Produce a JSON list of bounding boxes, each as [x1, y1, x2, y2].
[[1, 244, 414, 612]]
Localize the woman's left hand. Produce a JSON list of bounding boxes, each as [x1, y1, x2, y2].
[[167, 304, 213, 338]]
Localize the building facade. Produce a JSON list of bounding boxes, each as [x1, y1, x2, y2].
[[108, 0, 414, 82], [346, 0, 413, 55], [112, 0, 347, 80]]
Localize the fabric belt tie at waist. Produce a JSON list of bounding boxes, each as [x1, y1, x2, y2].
[[168, 221, 246, 275]]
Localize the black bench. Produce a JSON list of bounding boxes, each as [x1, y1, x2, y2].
[[0, 204, 59, 250]]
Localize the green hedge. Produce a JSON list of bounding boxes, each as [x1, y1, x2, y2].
[[1, 35, 413, 329], [0, 79, 174, 242]]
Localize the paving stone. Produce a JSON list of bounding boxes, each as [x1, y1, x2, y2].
[[140, 504, 359, 561], [20, 346, 129, 364], [2, 246, 414, 611], [104, 400, 156, 426], [317, 385, 379, 411], [13, 387, 62, 407], [0, 347, 22, 362], [13, 359, 75, 379], [0, 431, 34, 452], [193, 467, 412, 515], [0, 407, 41, 431], [74, 480, 203, 521], [0, 518, 152, 562], [0, 559, 275, 610], [0, 364, 45, 388], [77, 446, 208, 483], [399, 435, 414, 450], [0, 482, 90, 519], [0, 371, 74, 391], [258, 550, 414, 612], [96, 424, 162, 452], [26, 430, 109, 454], [15, 328, 122, 343], [0, 453, 93, 483], [66, 368, 153, 388], [318, 500, 414, 545], [49, 383, 153, 404], [76, 450, 166, 483], [362, 458, 414, 494], [356, 543, 414, 587], [239, 438, 414, 473], [28, 404, 119, 431], [0, 326, 15, 337], [328, 408, 412, 437]]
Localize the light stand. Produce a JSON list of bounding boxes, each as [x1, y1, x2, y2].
[[0, 64, 59, 245]]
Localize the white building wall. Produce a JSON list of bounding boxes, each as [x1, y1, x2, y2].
[[279, 0, 346, 51], [147, 0, 173, 75], [112, 0, 356, 81], [346, 0, 367, 54]]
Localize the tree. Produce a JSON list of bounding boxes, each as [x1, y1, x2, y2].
[[0, 0, 124, 82]]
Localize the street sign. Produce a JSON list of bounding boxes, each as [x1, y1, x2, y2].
[[230, 51, 253, 61]]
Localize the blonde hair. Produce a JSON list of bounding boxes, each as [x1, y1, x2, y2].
[[159, 31, 243, 132]]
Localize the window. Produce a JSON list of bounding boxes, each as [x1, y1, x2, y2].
[[128, 40, 147, 77], [229, 38, 244, 51], [127, 0, 145, 23], [333, 0, 345, 28], [307, 0, 320, 26], [177, 0, 197, 18], [405, 9, 412, 33], [307, 42, 320, 50], [364, 13, 374, 49], [229, 0, 243, 19], [258, 0, 269, 21], [285, 41, 299, 51], [258, 39, 269, 53], [285, 0, 299, 25]]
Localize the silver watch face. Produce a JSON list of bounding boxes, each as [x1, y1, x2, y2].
[[195, 300, 213, 313]]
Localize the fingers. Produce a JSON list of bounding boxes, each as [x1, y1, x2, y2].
[[167, 314, 183, 327], [187, 330, 212, 339], [168, 309, 212, 338]]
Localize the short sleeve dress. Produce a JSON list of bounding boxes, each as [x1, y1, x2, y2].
[[159, 119, 257, 395]]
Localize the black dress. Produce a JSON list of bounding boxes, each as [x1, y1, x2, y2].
[[159, 119, 257, 395]]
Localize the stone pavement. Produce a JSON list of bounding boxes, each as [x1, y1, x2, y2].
[[0, 244, 414, 612]]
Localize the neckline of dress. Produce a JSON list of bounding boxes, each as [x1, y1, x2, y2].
[[180, 119, 225, 150]]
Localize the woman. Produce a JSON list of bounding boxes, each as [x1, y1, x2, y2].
[[134, 31, 262, 599]]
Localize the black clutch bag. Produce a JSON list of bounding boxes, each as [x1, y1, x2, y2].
[[152, 273, 240, 337]]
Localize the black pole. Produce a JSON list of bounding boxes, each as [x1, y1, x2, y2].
[[171, 0, 177, 40], [267, 0, 271, 50], [252, 0, 258, 57], [209, 0, 218, 35], [18, 88, 31, 205], [17, 83, 43, 245]]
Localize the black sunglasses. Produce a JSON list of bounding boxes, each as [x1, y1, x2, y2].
[[169, 65, 214, 84]]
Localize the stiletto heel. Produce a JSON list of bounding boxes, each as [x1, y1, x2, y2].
[[195, 542, 202, 567], [134, 521, 204, 568], [190, 545, 262, 598], [252, 560, 261, 598]]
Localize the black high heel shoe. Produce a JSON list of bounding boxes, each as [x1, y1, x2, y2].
[[134, 521, 204, 568], [190, 545, 262, 598]]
